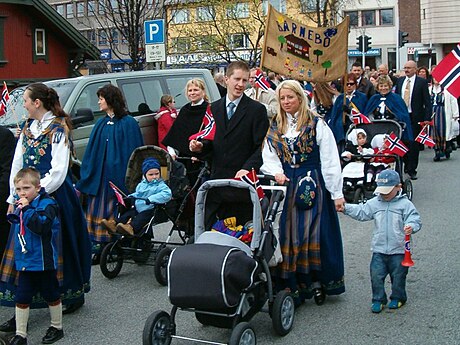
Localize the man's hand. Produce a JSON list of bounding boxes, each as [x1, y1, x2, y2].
[[189, 139, 203, 153], [235, 169, 250, 179]]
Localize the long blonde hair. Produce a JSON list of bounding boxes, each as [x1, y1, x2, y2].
[[275, 80, 315, 133], [185, 78, 209, 103]]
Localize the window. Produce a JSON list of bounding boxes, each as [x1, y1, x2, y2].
[[300, 0, 325, 13], [172, 9, 190, 24], [55, 4, 64, 16], [380, 8, 393, 25], [226, 3, 249, 19], [66, 3, 73, 18], [35, 29, 46, 55], [362, 10, 375, 26], [171, 37, 191, 53], [110, 0, 118, 10], [87, 1, 96, 16], [85, 30, 96, 44], [119, 79, 162, 114], [111, 29, 119, 44], [345, 11, 358, 26], [121, 27, 129, 44], [196, 6, 215, 21], [262, 0, 286, 15], [99, 29, 108, 45], [229, 33, 248, 49], [71, 81, 108, 117], [98, 1, 106, 15], [76, 1, 85, 17], [197, 35, 215, 51]]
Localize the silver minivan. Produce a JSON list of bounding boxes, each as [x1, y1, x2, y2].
[[1, 69, 221, 178]]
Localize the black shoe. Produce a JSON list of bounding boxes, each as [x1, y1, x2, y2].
[[91, 253, 100, 266], [41, 327, 63, 344], [0, 317, 15, 333], [62, 299, 84, 315], [9, 335, 27, 345], [313, 287, 326, 306], [409, 173, 418, 180]]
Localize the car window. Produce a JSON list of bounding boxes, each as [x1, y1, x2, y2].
[[119, 78, 162, 114], [164, 74, 210, 109], [70, 81, 109, 122]]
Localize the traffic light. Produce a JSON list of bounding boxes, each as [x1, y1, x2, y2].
[[363, 35, 372, 52], [399, 30, 409, 47], [356, 35, 363, 52]]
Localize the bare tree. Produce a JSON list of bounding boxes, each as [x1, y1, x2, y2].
[[297, 0, 362, 26], [79, 0, 166, 71], [167, 0, 266, 67]]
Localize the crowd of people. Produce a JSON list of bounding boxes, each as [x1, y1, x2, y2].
[[0, 58, 458, 344]]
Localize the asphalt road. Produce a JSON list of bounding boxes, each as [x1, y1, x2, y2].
[[1, 148, 459, 345]]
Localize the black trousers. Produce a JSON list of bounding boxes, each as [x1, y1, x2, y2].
[[404, 118, 421, 175], [117, 208, 155, 235]]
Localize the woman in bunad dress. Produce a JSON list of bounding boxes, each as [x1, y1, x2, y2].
[[0, 83, 91, 330], [162, 78, 209, 185], [364, 75, 413, 141], [76, 84, 143, 265], [429, 77, 459, 161], [260, 80, 346, 307]]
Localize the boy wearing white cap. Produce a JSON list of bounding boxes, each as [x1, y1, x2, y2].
[[339, 169, 421, 313]]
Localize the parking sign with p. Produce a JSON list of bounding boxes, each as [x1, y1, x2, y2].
[[144, 19, 164, 44]]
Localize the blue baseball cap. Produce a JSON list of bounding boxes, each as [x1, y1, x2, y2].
[[374, 169, 400, 194]]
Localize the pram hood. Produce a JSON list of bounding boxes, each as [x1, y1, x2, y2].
[[194, 179, 263, 251], [347, 119, 403, 146]]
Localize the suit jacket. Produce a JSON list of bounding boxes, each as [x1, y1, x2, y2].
[[395, 76, 432, 123], [203, 94, 269, 179]]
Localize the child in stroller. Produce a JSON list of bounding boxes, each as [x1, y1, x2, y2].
[[365, 134, 396, 188], [341, 128, 374, 189], [101, 157, 172, 236]]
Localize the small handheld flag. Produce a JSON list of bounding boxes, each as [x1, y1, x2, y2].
[[351, 108, 372, 124], [235, 169, 265, 202], [415, 128, 435, 148], [431, 43, 460, 98], [188, 105, 216, 141], [254, 69, 271, 91], [109, 181, 126, 207], [0, 82, 10, 117], [384, 132, 409, 157]]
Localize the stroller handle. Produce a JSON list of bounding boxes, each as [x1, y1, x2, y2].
[[257, 174, 290, 187]]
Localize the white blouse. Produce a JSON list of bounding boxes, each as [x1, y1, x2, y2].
[[8, 111, 70, 203], [261, 117, 344, 200]]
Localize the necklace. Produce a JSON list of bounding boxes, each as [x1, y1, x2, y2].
[[36, 118, 44, 132], [288, 114, 298, 132]]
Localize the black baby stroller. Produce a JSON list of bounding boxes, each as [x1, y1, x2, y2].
[[142, 178, 294, 345], [342, 119, 413, 203], [99, 145, 208, 285]]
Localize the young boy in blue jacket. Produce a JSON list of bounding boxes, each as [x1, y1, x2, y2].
[[8, 167, 63, 345], [339, 169, 421, 313], [102, 157, 172, 236]]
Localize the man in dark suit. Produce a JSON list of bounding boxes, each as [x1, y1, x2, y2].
[[190, 61, 269, 179], [395, 60, 432, 180], [351, 61, 375, 99], [0, 126, 16, 256]]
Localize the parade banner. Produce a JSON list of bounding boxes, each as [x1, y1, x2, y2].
[[261, 5, 349, 82]]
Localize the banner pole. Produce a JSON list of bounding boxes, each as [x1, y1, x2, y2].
[[260, 4, 272, 71]]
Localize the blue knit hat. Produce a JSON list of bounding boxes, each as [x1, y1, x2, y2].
[[142, 157, 161, 177]]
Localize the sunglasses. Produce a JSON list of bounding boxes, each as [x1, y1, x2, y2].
[[346, 82, 355, 86]]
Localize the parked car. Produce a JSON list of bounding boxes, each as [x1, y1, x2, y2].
[[1, 69, 221, 179]]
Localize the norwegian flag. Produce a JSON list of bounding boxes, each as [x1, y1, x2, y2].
[[188, 105, 215, 141], [109, 181, 126, 207], [415, 128, 435, 148], [431, 43, 460, 98], [254, 69, 271, 91], [384, 132, 409, 157], [0, 82, 10, 117], [351, 108, 371, 124], [235, 169, 265, 202]]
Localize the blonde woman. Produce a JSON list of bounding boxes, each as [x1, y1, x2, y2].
[[261, 80, 345, 307]]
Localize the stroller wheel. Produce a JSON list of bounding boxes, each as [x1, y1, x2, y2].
[[100, 242, 123, 279], [142, 310, 174, 345], [272, 290, 295, 336], [403, 179, 413, 200], [154, 247, 172, 286], [229, 322, 256, 345]]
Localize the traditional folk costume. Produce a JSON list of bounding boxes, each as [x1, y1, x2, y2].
[[1, 112, 91, 308], [429, 84, 459, 160], [76, 114, 143, 253], [261, 115, 345, 304]]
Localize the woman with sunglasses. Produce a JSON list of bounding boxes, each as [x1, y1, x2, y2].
[[329, 73, 368, 151]]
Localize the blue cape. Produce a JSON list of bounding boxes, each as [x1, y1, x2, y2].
[[329, 91, 368, 143], [76, 115, 144, 196], [364, 92, 413, 140]]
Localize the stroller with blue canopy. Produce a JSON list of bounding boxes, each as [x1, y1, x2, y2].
[[142, 178, 294, 345]]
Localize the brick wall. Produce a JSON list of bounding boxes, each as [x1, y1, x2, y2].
[[399, 0, 421, 43]]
